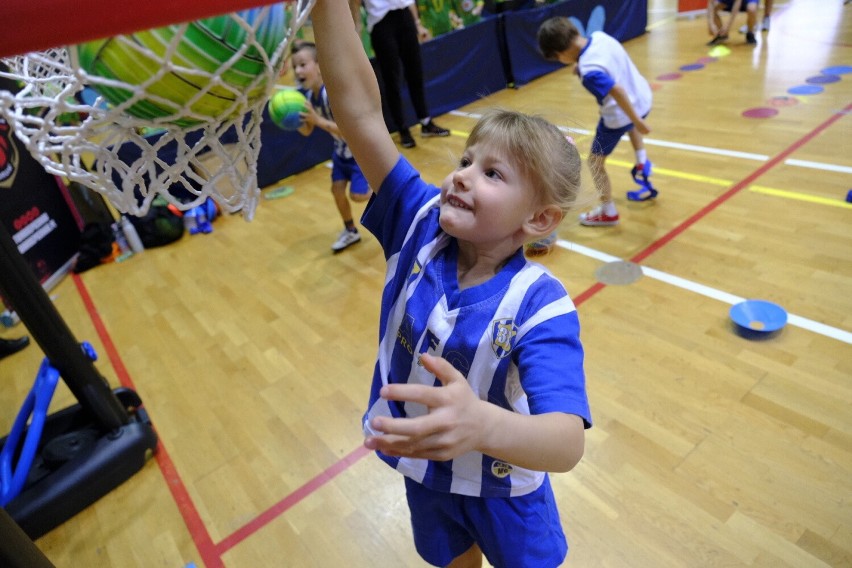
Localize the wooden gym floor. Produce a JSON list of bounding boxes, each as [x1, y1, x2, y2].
[[1, 0, 850, 566]]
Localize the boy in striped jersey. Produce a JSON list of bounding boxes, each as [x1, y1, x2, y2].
[[313, 0, 592, 565]]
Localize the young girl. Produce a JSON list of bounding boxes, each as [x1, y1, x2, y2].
[[312, 0, 592, 565]]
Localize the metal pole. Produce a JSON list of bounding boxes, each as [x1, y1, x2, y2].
[[0, 507, 55, 568], [0, 221, 128, 431]]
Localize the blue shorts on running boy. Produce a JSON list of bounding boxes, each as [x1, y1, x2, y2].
[[331, 153, 370, 196], [716, 0, 758, 8], [590, 112, 649, 156], [404, 475, 568, 567]]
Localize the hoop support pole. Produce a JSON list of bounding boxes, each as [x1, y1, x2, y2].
[[0, 222, 129, 431]]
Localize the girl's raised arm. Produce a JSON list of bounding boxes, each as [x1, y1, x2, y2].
[[312, 0, 400, 193]]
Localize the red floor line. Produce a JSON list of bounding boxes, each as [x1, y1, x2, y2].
[[154, 441, 223, 568], [72, 273, 221, 568], [71, 273, 134, 391], [215, 445, 371, 556], [71, 102, 849, 566], [573, 281, 606, 307], [631, 102, 852, 265]]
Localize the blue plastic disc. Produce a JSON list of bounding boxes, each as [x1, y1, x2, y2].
[[821, 65, 852, 75], [729, 300, 788, 334], [788, 85, 824, 95]]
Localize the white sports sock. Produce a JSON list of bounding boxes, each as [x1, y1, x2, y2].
[[602, 201, 618, 216], [636, 149, 647, 165]]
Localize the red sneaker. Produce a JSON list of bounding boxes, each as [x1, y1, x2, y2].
[[579, 206, 619, 226]]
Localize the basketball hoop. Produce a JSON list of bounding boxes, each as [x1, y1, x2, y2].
[[0, 1, 315, 220]]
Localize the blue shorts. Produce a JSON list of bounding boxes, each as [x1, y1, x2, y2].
[[331, 153, 369, 196], [590, 112, 649, 157], [716, 0, 758, 9], [404, 476, 568, 568]]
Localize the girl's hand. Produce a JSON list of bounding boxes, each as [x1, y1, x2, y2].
[[364, 353, 485, 461]]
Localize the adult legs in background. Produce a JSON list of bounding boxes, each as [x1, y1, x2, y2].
[[370, 9, 422, 145], [369, 8, 447, 148]]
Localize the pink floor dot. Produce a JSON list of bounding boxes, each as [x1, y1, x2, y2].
[[657, 73, 682, 81], [697, 57, 719, 64], [742, 107, 779, 118], [769, 96, 799, 108]]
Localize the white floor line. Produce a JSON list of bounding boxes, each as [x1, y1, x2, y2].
[[449, 110, 849, 173], [785, 159, 852, 174], [557, 239, 852, 345]]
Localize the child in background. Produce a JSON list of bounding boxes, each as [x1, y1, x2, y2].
[[538, 16, 655, 227], [311, 0, 592, 565], [707, 0, 759, 46], [291, 42, 372, 252]]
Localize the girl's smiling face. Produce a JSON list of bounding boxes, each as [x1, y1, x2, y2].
[[439, 142, 540, 247]]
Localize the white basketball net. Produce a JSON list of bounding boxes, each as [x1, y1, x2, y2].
[[0, 1, 314, 220]]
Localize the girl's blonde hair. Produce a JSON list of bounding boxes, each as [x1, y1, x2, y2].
[[465, 108, 582, 216]]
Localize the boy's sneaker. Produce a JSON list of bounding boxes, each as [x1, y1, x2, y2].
[[746, 31, 757, 44], [579, 206, 619, 227], [421, 120, 450, 138], [399, 129, 416, 148], [331, 228, 361, 252], [706, 34, 728, 46]]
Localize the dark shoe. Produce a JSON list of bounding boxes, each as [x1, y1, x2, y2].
[[706, 34, 728, 46], [745, 32, 757, 45], [0, 336, 30, 360], [420, 120, 450, 137], [399, 129, 416, 148]]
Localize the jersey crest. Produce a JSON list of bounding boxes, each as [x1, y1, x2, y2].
[[491, 461, 514, 478], [491, 318, 517, 359]]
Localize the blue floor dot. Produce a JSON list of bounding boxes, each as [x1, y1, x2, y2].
[[807, 74, 840, 84], [680, 63, 705, 71], [822, 65, 852, 75], [788, 84, 824, 95]]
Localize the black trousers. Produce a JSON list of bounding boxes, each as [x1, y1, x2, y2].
[[370, 8, 429, 132]]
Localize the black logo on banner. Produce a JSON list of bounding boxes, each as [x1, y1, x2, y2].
[[0, 117, 20, 188]]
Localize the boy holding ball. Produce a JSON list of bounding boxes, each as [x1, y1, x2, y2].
[[292, 41, 372, 252]]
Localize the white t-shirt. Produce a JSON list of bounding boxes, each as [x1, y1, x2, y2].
[[577, 31, 652, 129], [362, 0, 414, 32]]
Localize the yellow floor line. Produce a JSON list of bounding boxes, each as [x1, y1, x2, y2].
[[608, 158, 730, 186], [608, 159, 852, 208], [409, 127, 850, 210], [750, 185, 852, 209]]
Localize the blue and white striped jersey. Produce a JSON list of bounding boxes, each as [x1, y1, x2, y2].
[[302, 84, 353, 160], [361, 156, 592, 498]]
